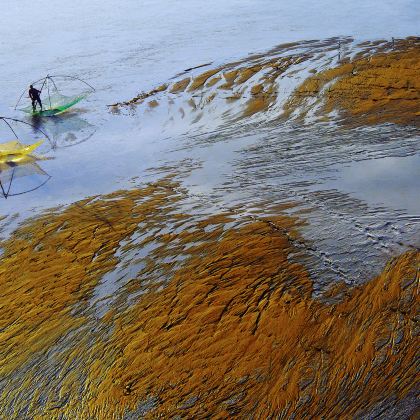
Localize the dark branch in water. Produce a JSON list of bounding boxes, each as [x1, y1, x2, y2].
[[183, 62, 213, 72]]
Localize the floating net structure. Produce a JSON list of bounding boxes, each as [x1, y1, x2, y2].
[[0, 139, 44, 159], [0, 117, 51, 198], [0, 157, 50, 198], [15, 75, 95, 117]]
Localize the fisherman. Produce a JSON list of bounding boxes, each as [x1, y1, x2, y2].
[[29, 85, 42, 112]]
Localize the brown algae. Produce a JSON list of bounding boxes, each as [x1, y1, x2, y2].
[[286, 38, 420, 126], [0, 178, 418, 418], [109, 38, 419, 128]]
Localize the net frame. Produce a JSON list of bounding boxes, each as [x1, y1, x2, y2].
[[0, 117, 52, 198], [0, 116, 52, 146], [14, 75, 95, 112]]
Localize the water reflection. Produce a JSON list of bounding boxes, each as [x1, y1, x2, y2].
[[30, 112, 97, 149], [0, 156, 51, 199], [0, 117, 52, 198], [0, 111, 96, 199], [322, 154, 420, 215]]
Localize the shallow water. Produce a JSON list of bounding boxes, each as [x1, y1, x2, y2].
[[1, 0, 419, 208], [0, 1, 419, 283], [324, 154, 420, 214]]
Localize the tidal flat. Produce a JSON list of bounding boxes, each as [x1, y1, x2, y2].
[[0, 172, 418, 417], [0, 3, 419, 417]]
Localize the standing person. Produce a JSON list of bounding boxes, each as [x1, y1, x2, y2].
[[29, 85, 42, 112]]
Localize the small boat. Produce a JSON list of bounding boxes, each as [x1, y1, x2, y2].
[[23, 93, 89, 116]]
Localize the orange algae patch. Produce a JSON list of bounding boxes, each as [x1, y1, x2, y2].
[[220, 70, 239, 89], [243, 84, 277, 117], [325, 48, 420, 126], [169, 77, 191, 93], [243, 96, 269, 116], [188, 68, 223, 91], [82, 231, 418, 418], [286, 38, 420, 126], [236, 65, 262, 84], [250, 83, 264, 95], [0, 178, 418, 418], [109, 83, 168, 107], [204, 92, 217, 105], [205, 75, 221, 87], [240, 57, 296, 117], [108, 44, 303, 119], [0, 179, 184, 378], [225, 92, 243, 102], [0, 197, 131, 376], [154, 83, 167, 93]]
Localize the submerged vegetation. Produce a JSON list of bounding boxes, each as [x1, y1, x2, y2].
[[286, 37, 420, 126], [1, 37, 419, 418], [111, 37, 419, 128], [0, 176, 418, 418]]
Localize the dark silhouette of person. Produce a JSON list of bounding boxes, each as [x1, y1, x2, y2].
[[29, 85, 42, 112]]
